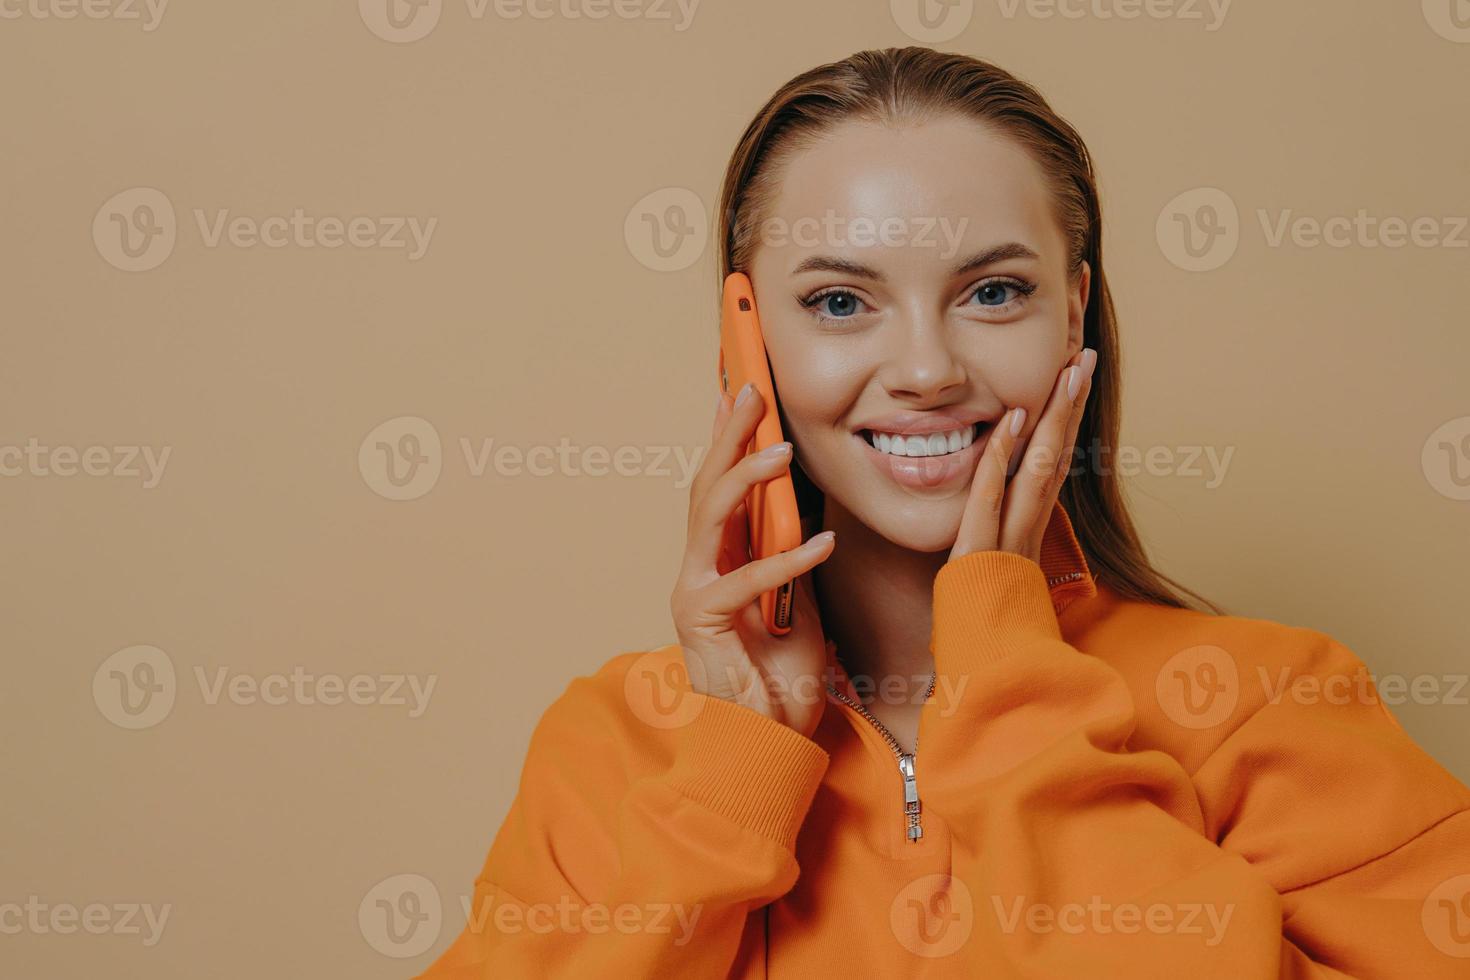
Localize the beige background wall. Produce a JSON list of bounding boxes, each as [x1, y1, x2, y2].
[[2, 1, 1467, 976]]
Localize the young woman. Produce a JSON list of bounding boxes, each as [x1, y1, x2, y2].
[[420, 47, 1470, 978]]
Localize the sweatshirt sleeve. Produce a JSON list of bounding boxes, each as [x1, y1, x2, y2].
[[416, 651, 830, 979], [918, 550, 1470, 978]]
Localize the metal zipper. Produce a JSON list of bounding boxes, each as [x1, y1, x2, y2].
[[823, 570, 1086, 843], [825, 674, 935, 843]]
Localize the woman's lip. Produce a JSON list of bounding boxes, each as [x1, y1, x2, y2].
[[855, 424, 993, 490], [851, 410, 993, 437]]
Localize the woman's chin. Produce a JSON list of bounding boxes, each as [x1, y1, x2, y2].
[[851, 503, 965, 555]]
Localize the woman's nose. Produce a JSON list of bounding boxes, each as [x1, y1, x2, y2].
[[876, 315, 966, 402]]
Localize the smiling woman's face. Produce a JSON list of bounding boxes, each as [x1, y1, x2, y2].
[[747, 113, 1091, 554]]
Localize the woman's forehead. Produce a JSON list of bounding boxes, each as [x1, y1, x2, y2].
[[761, 116, 1057, 258]]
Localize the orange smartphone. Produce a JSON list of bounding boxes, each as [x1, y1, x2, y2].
[[718, 271, 802, 635]]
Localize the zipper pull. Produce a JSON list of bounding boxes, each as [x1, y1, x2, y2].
[[899, 753, 922, 841]]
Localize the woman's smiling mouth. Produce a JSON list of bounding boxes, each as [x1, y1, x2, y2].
[[851, 411, 999, 489]]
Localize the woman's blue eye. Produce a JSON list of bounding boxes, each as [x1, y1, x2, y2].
[[818, 291, 859, 318], [800, 290, 864, 320], [973, 282, 1018, 306]]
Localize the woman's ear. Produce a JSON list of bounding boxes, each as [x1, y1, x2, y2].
[[1068, 260, 1092, 354]]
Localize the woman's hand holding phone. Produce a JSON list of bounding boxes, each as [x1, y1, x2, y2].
[[669, 383, 835, 740]]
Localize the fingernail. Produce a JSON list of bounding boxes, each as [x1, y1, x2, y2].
[[734, 382, 755, 408], [808, 530, 835, 547], [759, 441, 791, 458], [1082, 347, 1097, 380], [1066, 366, 1082, 401], [1009, 406, 1026, 436]]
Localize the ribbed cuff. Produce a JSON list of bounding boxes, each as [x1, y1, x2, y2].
[[664, 694, 829, 852], [931, 550, 1063, 668]]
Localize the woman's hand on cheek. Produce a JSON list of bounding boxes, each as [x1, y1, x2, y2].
[[951, 347, 1097, 563]]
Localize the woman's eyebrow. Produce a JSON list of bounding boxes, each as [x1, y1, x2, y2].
[[790, 242, 1041, 282], [949, 242, 1040, 277]]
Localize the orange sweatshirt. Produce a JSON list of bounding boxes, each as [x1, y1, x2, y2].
[[418, 500, 1470, 978]]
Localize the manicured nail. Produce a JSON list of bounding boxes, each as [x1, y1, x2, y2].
[[1066, 366, 1082, 401], [808, 530, 835, 547], [734, 382, 755, 408], [759, 441, 791, 458], [1081, 347, 1097, 383], [1009, 406, 1026, 436]]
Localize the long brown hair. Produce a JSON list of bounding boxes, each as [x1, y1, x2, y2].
[[716, 46, 1223, 615]]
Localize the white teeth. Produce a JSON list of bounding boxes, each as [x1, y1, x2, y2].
[[866, 424, 979, 458]]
